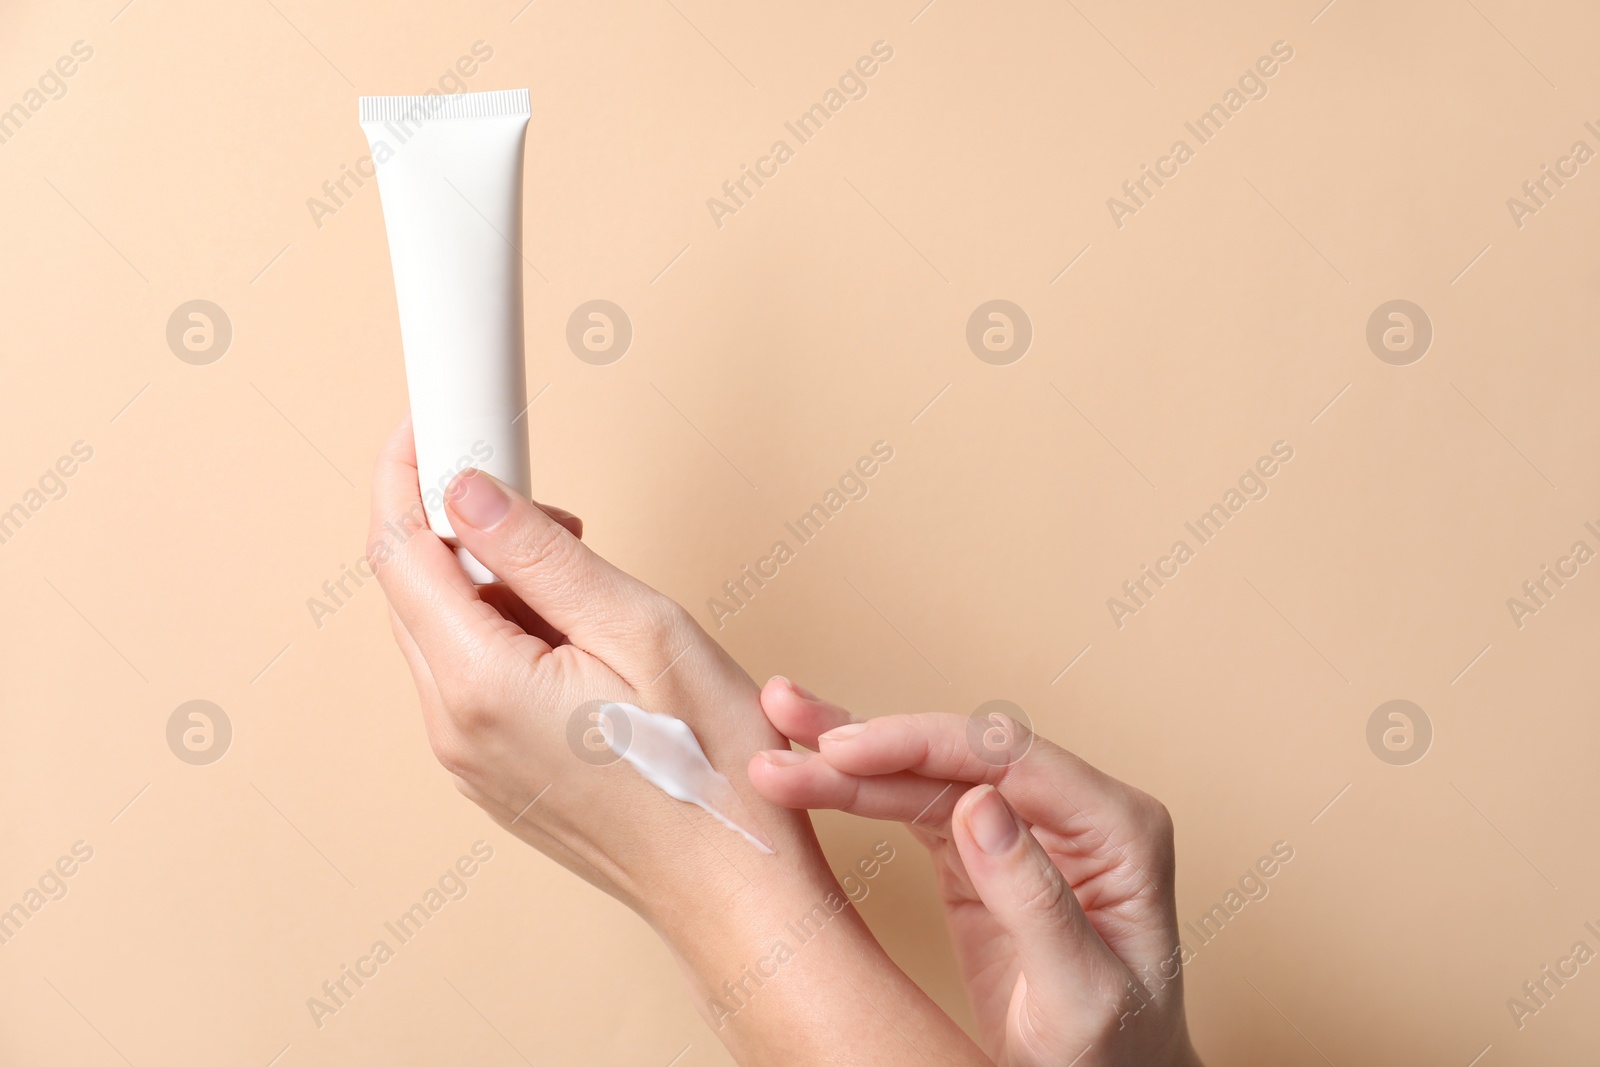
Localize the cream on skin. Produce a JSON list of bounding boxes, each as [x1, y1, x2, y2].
[[359, 88, 532, 584], [600, 702, 774, 854]]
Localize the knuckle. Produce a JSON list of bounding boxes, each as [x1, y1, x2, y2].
[[425, 726, 474, 779], [1014, 863, 1076, 924], [1133, 793, 1176, 849], [645, 595, 692, 640], [504, 513, 572, 576], [446, 700, 497, 738], [1088, 985, 1137, 1038], [1119, 792, 1178, 884], [936, 732, 978, 773], [631, 594, 695, 658], [1145, 796, 1175, 837], [437, 665, 502, 737]]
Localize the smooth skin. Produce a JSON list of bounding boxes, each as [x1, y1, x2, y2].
[[369, 417, 987, 1066], [749, 678, 1204, 1067]]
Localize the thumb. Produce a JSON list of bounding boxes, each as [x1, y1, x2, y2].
[[443, 467, 647, 649], [952, 785, 1123, 1014]]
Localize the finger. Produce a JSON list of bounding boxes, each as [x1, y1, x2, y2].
[[387, 606, 435, 696], [747, 750, 965, 828], [537, 502, 583, 540], [369, 416, 540, 661], [951, 785, 1123, 1016], [480, 584, 569, 649], [387, 605, 455, 739], [759, 677, 856, 749], [444, 468, 657, 651], [815, 712, 1148, 825], [475, 502, 581, 644]]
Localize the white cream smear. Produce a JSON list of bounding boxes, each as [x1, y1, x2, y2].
[[600, 702, 775, 855]]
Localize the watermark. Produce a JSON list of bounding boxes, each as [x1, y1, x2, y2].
[[1106, 441, 1295, 628], [0, 440, 94, 548], [706, 41, 895, 229], [1365, 299, 1431, 366], [966, 700, 1034, 766], [0, 40, 93, 148], [0, 840, 94, 948], [565, 699, 632, 765], [1505, 521, 1599, 630], [706, 441, 895, 628], [1106, 40, 1295, 229], [305, 840, 494, 1029], [1505, 921, 1600, 1030], [167, 299, 232, 365], [1118, 840, 1295, 1029], [308, 41, 495, 229], [966, 300, 1031, 365], [1366, 700, 1431, 766], [708, 840, 897, 1028], [566, 300, 632, 365], [306, 441, 493, 629], [1176, 841, 1294, 963], [1506, 121, 1600, 230], [306, 556, 379, 629], [167, 700, 232, 765]]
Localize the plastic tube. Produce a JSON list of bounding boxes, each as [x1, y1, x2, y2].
[[359, 88, 532, 584]]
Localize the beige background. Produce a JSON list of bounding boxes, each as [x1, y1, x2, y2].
[[3, 0, 1598, 1063]]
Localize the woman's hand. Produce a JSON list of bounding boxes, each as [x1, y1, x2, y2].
[[369, 418, 988, 1066], [748, 678, 1203, 1067], [370, 416, 797, 921]]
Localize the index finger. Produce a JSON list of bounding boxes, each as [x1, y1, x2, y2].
[[815, 712, 1151, 828], [759, 676, 856, 748]]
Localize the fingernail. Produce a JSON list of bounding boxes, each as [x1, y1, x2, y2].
[[967, 786, 1019, 854], [819, 722, 867, 743], [759, 749, 809, 767], [447, 469, 511, 530], [773, 675, 819, 700]]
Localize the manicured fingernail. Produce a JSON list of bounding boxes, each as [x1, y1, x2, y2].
[[790, 679, 819, 700], [819, 722, 867, 743], [759, 749, 809, 767], [447, 469, 511, 530], [967, 786, 1019, 854]]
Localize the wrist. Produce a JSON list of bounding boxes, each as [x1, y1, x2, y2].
[[648, 844, 847, 960], [649, 848, 986, 1065]]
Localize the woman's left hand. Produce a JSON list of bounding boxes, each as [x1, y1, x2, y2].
[[369, 416, 988, 1066]]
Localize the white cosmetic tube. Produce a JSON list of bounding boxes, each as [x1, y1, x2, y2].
[[359, 88, 532, 584]]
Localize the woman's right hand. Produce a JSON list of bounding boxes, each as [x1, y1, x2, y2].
[[748, 678, 1204, 1067]]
